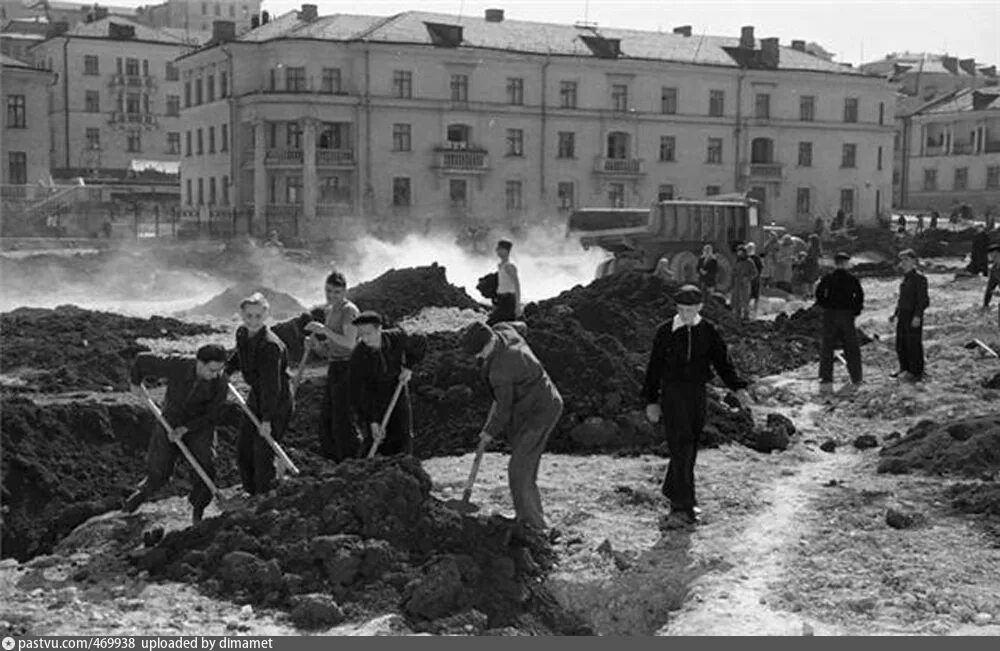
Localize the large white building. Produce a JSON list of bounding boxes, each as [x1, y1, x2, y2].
[[176, 5, 896, 241]]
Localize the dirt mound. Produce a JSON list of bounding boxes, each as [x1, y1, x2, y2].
[[0, 306, 221, 392], [182, 284, 307, 320], [347, 264, 483, 323], [876, 417, 1000, 478], [136, 456, 590, 633]]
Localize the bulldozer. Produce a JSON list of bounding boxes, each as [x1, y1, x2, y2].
[[568, 196, 767, 292]]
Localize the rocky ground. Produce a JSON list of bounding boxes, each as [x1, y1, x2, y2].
[[3, 250, 1000, 636]]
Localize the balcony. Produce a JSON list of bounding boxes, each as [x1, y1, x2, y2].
[[433, 147, 489, 173], [316, 149, 355, 167], [109, 74, 155, 89], [593, 156, 645, 176], [109, 112, 158, 128], [953, 142, 974, 155], [925, 144, 946, 157], [986, 141, 1000, 153], [316, 202, 354, 218], [265, 149, 304, 165], [747, 162, 784, 178]]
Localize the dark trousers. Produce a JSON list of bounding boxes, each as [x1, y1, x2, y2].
[[660, 382, 707, 512], [819, 309, 862, 383], [237, 393, 293, 495], [319, 360, 361, 461], [135, 426, 216, 511], [895, 311, 925, 378], [508, 388, 563, 530], [487, 293, 517, 326], [363, 386, 414, 457]]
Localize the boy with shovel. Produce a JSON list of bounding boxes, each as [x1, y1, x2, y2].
[[123, 344, 230, 524]]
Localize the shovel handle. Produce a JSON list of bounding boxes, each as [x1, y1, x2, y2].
[[228, 383, 301, 475], [367, 376, 407, 459], [974, 338, 999, 358], [291, 346, 312, 397], [461, 439, 488, 503]]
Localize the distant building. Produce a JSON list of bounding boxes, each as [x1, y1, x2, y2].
[[135, 0, 260, 35], [1, 52, 54, 184]]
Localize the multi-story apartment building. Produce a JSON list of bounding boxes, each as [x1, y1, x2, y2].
[[177, 5, 895, 241], [30, 15, 194, 181], [135, 0, 261, 34], [903, 88, 1000, 214], [2, 52, 54, 184]]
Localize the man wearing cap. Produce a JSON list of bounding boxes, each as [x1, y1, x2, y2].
[[643, 285, 752, 526], [488, 239, 522, 326], [460, 320, 563, 533], [814, 252, 865, 392], [348, 311, 428, 456], [890, 249, 930, 382], [981, 243, 1000, 328], [124, 344, 230, 524], [731, 244, 758, 322]]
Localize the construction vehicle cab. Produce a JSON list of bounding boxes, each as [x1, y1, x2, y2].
[[568, 196, 763, 291]]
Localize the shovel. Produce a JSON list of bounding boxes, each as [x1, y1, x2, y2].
[[290, 345, 312, 399], [442, 437, 488, 515], [367, 376, 406, 458], [227, 383, 301, 475], [965, 338, 999, 359], [138, 384, 236, 510]]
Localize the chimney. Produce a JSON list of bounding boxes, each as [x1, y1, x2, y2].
[[740, 25, 754, 50], [212, 20, 236, 43], [959, 58, 976, 75], [299, 4, 317, 22], [942, 56, 958, 74], [760, 37, 780, 68], [484, 8, 504, 22], [791, 39, 805, 52], [673, 25, 692, 37], [261, 10, 270, 24], [250, 14, 260, 28]]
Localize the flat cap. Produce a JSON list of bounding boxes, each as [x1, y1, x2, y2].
[[675, 284, 703, 306], [834, 251, 851, 261], [898, 248, 917, 260], [352, 310, 383, 326], [459, 321, 494, 356]]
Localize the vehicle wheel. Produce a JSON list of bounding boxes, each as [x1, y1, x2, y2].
[[670, 251, 700, 284], [715, 254, 734, 293]]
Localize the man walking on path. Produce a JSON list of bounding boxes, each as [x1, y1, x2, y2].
[[642, 285, 752, 527], [730, 245, 758, 322], [488, 239, 521, 326], [970, 226, 990, 277], [815, 252, 864, 393], [745, 242, 764, 316], [981, 244, 1000, 329], [124, 345, 229, 524], [890, 249, 930, 383], [460, 320, 563, 534]]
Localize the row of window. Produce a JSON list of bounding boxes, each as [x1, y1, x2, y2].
[[83, 55, 178, 81], [184, 176, 231, 206], [922, 166, 1000, 191], [81, 91, 158, 115], [183, 72, 229, 108], [184, 125, 230, 156], [83, 128, 183, 155], [196, 2, 247, 18]]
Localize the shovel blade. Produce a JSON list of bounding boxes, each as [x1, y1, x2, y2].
[[442, 498, 480, 514]]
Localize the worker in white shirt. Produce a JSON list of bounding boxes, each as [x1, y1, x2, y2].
[[488, 239, 522, 326]]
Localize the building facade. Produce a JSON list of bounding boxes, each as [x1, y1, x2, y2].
[[2, 52, 54, 184], [135, 0, 260, 34], [177, 6, 895, 241], [903, 88, 1000, 214]]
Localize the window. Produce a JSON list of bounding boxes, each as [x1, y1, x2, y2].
[[206, 74, 215, 102], [195, 78, 203, 104], [707, 137, 723, 164], [125, 58, 139, 76], [167, 132, 180, 154], [843, 97, 858, 123], [392, 70, 412, 98], [116, 57, 123, 74], [506, 128, 524, 156], [286, 67, 306, 92], [319, 122, 350, 149], [84, 55, 99, 75], [208, 126, 216, 153], [269, 69, 277, 91], [214, 2, 220, 16], [988, 166, 1000, 189], [287, 122, 302, 149], [319, 177, 344, 203], [755, 93, 770, 119], [841, 143, 856, 168], [286, 176, 302, 203], [221, 175, 229, 205], [449, 179, 467, 206], [6, 95, 25, 127], [894, 131, 901, 151], [268, 122, 278, 148], [923, 169, 937, 190], [611, 84, 628, 111], [954, 167, 968, 190], [893, 170, 901, 186], [185, 179, 192, 205], [185, 131, 192, 156], [392, 177, 412, 206], [85, 91, 100, 113], [705, 185, 721, 196], [201, 2, 207, 13], [505, 180, 523, 210], [450, 74, 469, 103], [184, 82, 191, 108], [709, 90, 725, 117], [229, 4, 234, 17], [506, 77, 524, 105], [7, 152, 26, 184], [877, 146, 883, 171], [557, 182, 575, 210], [166, 62, 178, 81], [608, 182, 625, 208], [606, 132, 628, 159], [661, 87, 677, 114], [143, 94, 150, 115], [209, 177, 217, 205], [798, 142, 813, 167], [166, 95, 180, 116], [86, 128, 100, 150], [657, 184, 674, 201], [127, 130, 142, 153], [800, 95, 815, 121], [197, 178, 204, 205], [839, 188, 855, 215], [796, 188, 811, 214], [560, 81, 577, 108], [879, 102, 885, 126], [557, 131, 575, 158], [196, 128, 203, 154], [392, 123, 411, 152], [142, 59, 148, 76], [220, 72, 228, 98], [220, 124, 228, 151], [659, 136, 676, 162], [322, 68, 341, 94]]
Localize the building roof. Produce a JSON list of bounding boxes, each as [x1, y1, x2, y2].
[[861, 52, 997, 79], [160, 27, 214, 46], [57, 16, 189, 45], [911, 87, 1000, 116], [196, 9, 861, 76], [2, 52, 36, 68]]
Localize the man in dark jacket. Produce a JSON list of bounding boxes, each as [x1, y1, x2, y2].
[[225, 293, 294, 495], [970, 226, 990, 277], [124, 344, 229, 524], [643, 285, 752, 526], [815, 252, 864, 391], [982, 244, 1000, 329], [460, 320, 563, 533], [349, 311, 428, 456], [890, 249, 930, 382]]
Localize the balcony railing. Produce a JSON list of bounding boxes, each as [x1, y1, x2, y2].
[[748, 162, 784, 178], [109, 112, 157, 127], [924, 145, 946, 156], [953, 142, 974, 155], [316, 149, 355, 166], [593, 157, 645, 175], [109, 74, 155, 88], [434, 148, 489, 172], [986, 141, 1000, 153], [316, 202, 353, 218], [265, 149, 304, 164]]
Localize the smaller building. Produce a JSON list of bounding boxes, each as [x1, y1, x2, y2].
[[2, 53, 54, 185], [862, 53, 998, 102]]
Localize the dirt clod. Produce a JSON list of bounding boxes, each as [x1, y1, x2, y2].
[[853, 435, 879, 450], [820, 440, 837, 453], [289, 593, 346, 629], [877, 417, 1000, 478], [885, 506, 924, 530]]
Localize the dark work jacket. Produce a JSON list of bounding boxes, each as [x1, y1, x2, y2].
[[349, 329, 428, 426], [642, 319, 747, 405], [224, 325, 292, 421], [894, 270, 930, 317], [130, 353, 227, 431], [697, 256, 719, 285], [972, 233, 990, 266], [985, 263, 1000, 308], [815, 269, 864, 315]]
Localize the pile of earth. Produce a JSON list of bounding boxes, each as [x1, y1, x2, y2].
[[876, 417, 1000, 478], [0, 306, 222, 392], [181, 284, 307, 320], [826, 226, 898, 259], [136, 456, 590, 634], [850, 260, 958, 278], [347, 264, 484, 324]]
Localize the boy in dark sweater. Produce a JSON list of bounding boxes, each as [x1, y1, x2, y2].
[[815, 251, 865, 389], [642, 285, 752, 526]]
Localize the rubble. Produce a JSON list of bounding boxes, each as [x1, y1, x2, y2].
[[181, 284, 307, 320], [877, 417, 1000, 477], [347, 264, 484, 324]]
